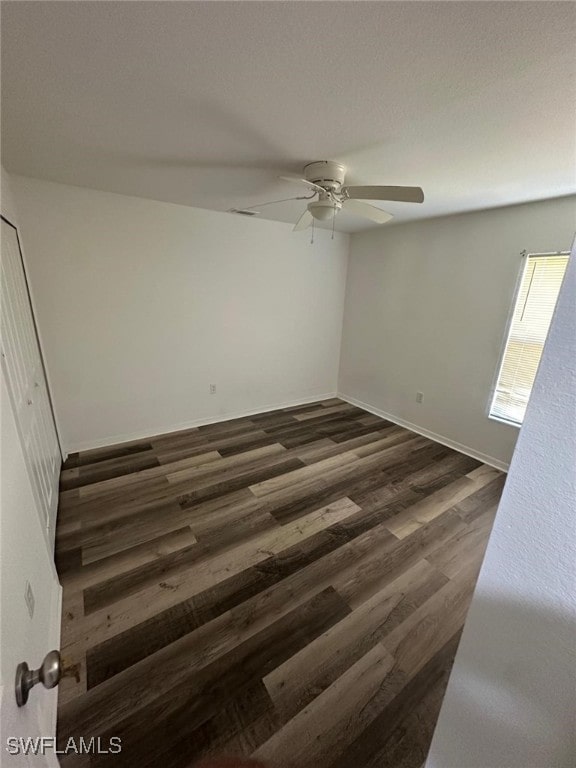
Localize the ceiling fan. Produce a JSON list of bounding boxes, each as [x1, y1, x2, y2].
[[279, 161, 424, 231]]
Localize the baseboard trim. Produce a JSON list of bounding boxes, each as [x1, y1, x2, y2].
[[66, 392, 338, 453], [338, 392, 509, 472]]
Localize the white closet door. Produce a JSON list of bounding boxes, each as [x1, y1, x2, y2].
[[1, 216, 61, 545]]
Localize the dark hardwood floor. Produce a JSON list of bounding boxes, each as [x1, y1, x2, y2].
[[54, 399, 505, 767]]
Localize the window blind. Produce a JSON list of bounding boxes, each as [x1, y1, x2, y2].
[[490, 253, 569, 425]]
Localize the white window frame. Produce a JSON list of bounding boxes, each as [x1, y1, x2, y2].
[[487, 250, 570, 428]]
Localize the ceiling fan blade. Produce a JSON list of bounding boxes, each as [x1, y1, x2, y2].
[[280, 175, 325, 193], [293, 209, 313, 231], [343, 185, 424, 203], [343, 199, 393, 224]]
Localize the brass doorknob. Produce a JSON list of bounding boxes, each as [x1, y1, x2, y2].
[[15, 650, 61, 706]]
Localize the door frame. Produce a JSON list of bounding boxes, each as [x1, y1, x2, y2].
[[1, 214, 66, 461]]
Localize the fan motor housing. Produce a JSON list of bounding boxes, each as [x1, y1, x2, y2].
[[304, 161, 346, 191]]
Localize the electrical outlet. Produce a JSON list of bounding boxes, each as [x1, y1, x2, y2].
[[209, 384, 216, 394], [416, 392, 424, 404], [25, 581, 35, 619]]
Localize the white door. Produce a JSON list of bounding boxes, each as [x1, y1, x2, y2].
[[1, 215, 62, 764], [1, 217, 61, 547], [1, 366, 62, 767]]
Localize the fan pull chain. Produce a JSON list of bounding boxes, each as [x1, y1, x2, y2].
[[310, 218, 315, 245], [331, 204, 336, 239]]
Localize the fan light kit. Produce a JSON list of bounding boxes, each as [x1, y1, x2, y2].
[[230, 160, 425, 233], [308, 199, 342, 221]]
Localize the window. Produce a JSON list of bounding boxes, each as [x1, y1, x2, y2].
[[490, 252, 569, 426]]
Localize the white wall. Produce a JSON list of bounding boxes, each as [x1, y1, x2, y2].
[[427, 248, 576, 768], [1, 166, 19, 225], [10, 176, 349, 452], [339, 196, 576, 468]]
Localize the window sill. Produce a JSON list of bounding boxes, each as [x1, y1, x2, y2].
[[488, 414, 522, 429]]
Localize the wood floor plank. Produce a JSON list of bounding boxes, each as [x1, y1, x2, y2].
[[363, 676, 448, 768], [404, 450, 481, 493], [77, 450, 222, 497], [68, 497, 361, 646], [292, 403, 361, 421], [81, 502, 197, 564], [261, 415, 359, 444], [81, 468, 468, 676], [294, 432, 381, 464], [250, 434, 428, 516], [167, 443, 287, 484], [138, 683, 279, 768], [263, 558, 447, 720], [357, 413, 388, 427], [60, 527, 198, 592], [176, 457, 307, 508], [63, 441, 154, 469], [60, 587, 351, 745], [249, 451, 360, 497], [329, 421, 397, 442], [84, 565, 279, 688], [60, 452, 160, 491], [83, 540, 210, 614], [351, 427, 413, 457], [254, 643, 402, 767], [425, 504, 497, 579], [202, 497, 361, 587], [329, 631, 461, 768], [332, 508, 465, 609], [452, 474, 506, 524], [318, 397, 346, 407], [279, 441, 453, 530], [85, 529, 346, 687], [60, 449, 156, 480], [59, 476, 173, 521], [54, 398, 505, 768], [381, 558, 481, 678], [384, 465, 501, 539], [65, 465, 455, 654]]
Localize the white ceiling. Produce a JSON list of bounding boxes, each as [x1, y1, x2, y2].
[[2, 1, 575, 233]]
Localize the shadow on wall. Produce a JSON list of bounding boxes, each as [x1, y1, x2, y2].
[[426, 593, 576, 768]]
